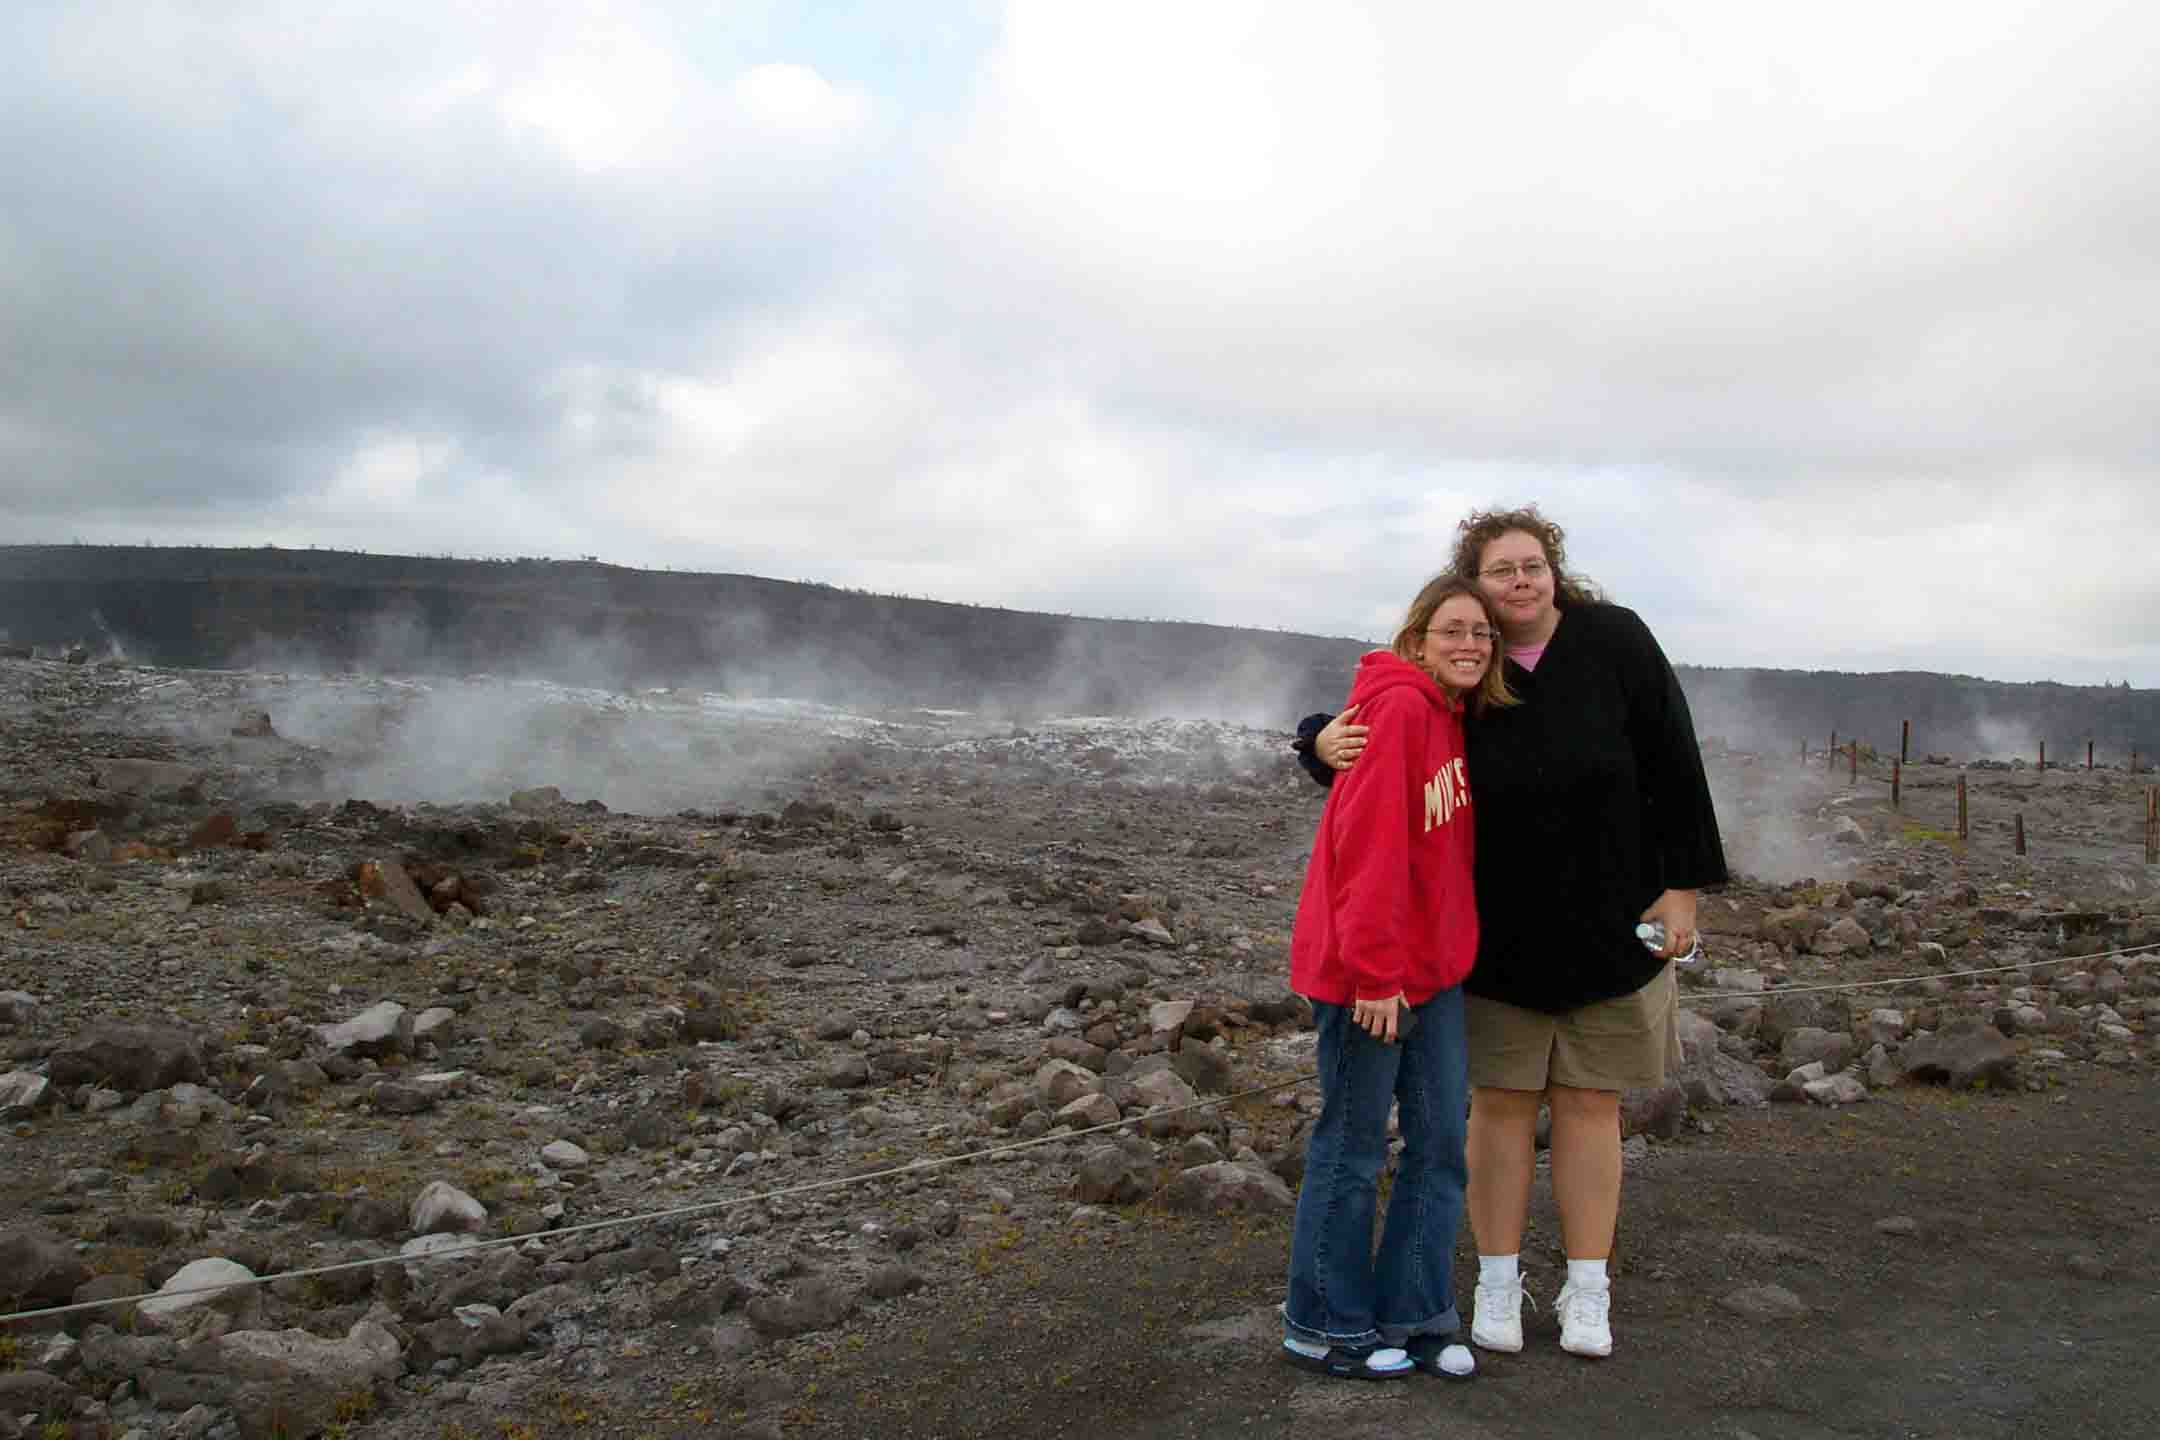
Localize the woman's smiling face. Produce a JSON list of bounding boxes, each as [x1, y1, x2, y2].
[[1476, 527, 1559, 641], [1418, 593, 1496, 694]]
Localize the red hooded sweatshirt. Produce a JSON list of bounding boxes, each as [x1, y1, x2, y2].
[[1290, 650, 1478, 1006]]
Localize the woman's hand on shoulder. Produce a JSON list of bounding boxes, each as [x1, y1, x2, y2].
[[1316, 705, 1370, 772]]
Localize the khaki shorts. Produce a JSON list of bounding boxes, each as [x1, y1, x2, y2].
[[1465, 963, 1681, 1093]]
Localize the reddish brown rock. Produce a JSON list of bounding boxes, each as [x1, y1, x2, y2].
[[357, 859, 434, 926], [186, 813, 239, 850]]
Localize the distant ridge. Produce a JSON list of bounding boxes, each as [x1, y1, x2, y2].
[[1, 544, 2154, 758]]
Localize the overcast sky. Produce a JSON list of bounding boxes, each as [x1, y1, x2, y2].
[[5, 1, 2158, 686]]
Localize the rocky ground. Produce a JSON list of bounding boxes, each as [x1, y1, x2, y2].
[[0, 654, 2156, 1440]]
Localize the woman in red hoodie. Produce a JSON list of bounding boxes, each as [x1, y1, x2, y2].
[[1282, 575, 1514, 1381]]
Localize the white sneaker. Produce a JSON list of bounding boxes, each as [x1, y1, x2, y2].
[[1470, 1276, 1527, 1352], [1556, 1282, 1613, 1358]]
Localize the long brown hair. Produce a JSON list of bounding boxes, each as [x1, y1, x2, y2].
[[1389, 574, 1517, 713], [1451, 505, 1606, 609]]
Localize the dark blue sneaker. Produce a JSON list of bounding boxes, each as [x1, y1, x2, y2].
[[1402, 1331, 1476, 1379], [1281, 1338, 1413, 1380]]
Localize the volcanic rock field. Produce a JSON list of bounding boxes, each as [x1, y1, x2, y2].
[[0, 652, 2155, 1440]]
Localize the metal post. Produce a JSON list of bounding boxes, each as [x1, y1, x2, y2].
[[2039, 740, 2046, 772], [1957, 775, 1969, 841], [2088, 739, 2095, 771], [1849, 742, 1858, 786], [2014, 812, 2026, 856], [1901, 719, 1910, 765], [1892, 759, 1902, 809]]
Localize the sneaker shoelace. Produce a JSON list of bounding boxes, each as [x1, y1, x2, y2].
[[1560, 1286, 1608, 1326], [1477, 1281, 1537, 1312]]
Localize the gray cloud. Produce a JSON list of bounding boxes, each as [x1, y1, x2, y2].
[[2, 1, 882, 510]]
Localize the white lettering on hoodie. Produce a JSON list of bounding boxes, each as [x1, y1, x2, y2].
[[1422, 756, 1471, 833]]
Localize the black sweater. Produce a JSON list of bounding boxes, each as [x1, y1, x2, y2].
[[1297, 603, 1727, 1014]]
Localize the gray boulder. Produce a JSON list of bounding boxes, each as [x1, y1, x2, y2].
[[1802, 1071, 1869, 1105], [404, 1310, 528, 1373], [185, 1321, 402, 1440], [746, 1277, 857, 1339], [195, 1319, 402, 1386], [865, 1264, 924, 1300], [1676, 1050, 1773, 1108], [1169, 1043, 1233, 1096], [1780, 1027, 1856, 1072], [136, 1258, 261, 1332], [541, 1140, 591, 1170], [0, 1227, 91, 1304], [123, 1082, 234, 1129], [88, 757, 204, 797], [1148, 999, 1195, 1035], [411, 1181, 488, 1236], [709, 1320, 760, 1361], [48, 1024, 205, 1093], [1758, 993, 1846, 1049], [1864, 1008, 1909, 1045], [1901, 1020, 2021, 1090], [316, 1001, 411, 1059], [1757, 907, 1824, 950], [1035, 1058, 1101, 1108], [1620, 1080, 1689, 1139], [0, 1071, 53, 1120], [1865, 1043, 1901, 1089], [1055, 1093, 1121, 1130], [1813, 917, 1873, 956], [983, 1081, 1036, 1128], [370, 1080, 439, 1116], [1072, 1145, 1150, 1205], [1674, 1008, 1722, 1063], [1270, 1118, 1315, 1189], [1164, 1162, 1294, 1214], [821, 1053, 871, 1089], [0, 1370, 76, 1418], [1133, 1064, 1220, 1138]]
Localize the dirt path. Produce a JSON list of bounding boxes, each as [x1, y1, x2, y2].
[[585, 1070, 2159, 1440]]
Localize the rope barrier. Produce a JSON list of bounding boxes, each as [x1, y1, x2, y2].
[[0, 1073, 1315, 1328], [1676, 939, 2159, 1003], [2, 938, 2149, 1329]]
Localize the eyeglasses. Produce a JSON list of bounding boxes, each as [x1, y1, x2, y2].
[[1478, 559, 1550, 583], [1425, 623, 1497, 645]]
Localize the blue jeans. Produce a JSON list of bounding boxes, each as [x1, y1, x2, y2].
[[1284, 989, 1469, 1348]]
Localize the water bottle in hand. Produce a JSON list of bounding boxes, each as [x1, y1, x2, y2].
[[1636, 922, 1700, 964]]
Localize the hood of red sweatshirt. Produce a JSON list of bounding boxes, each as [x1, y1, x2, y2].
[[1343, 649, 1460, 715]]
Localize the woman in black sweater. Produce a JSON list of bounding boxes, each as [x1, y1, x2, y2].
[[1297, 506, 1726, 1361]]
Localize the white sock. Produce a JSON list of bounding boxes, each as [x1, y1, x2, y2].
[[1566, 1258, 1609, 1291], [1478, 1253, 1519, 1285]]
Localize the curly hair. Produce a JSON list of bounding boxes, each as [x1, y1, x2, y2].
[[1450, 505, 1605, 609], [1388, 574, 1517, 713]]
